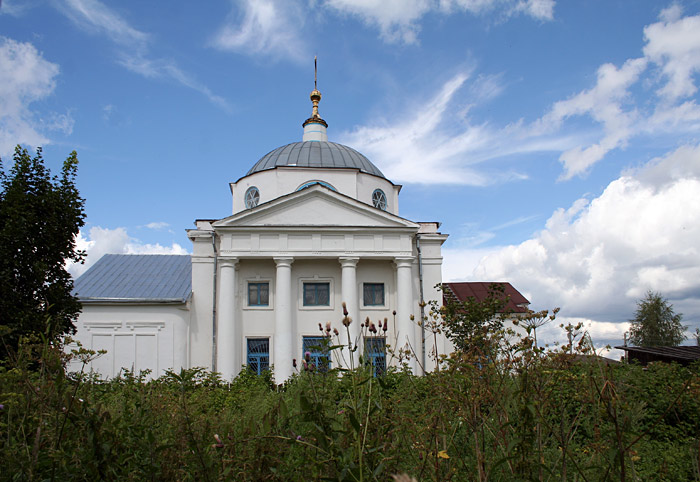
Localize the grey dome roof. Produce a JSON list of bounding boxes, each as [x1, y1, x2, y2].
[[246, 141, 385, 179]]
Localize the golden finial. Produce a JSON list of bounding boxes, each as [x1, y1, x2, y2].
[[303, 55, 327, 128]]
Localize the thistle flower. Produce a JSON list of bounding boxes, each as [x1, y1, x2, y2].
[[333, 327, 339, 336], [342, 316, 352, 327], [383, 318, 389, 332], [369, 322, 377, 334], [342, 302, 348, 316], [293, 358, 297, 368], [305, 351, 311, 362], [325, 321, 331, 333], [318, 323, 323, 332]]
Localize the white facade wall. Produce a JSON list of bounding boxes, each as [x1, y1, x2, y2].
[[72, 304, 190, 379], [231, 168, 400, 216]]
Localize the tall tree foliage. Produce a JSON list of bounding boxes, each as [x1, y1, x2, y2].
[[0, 146, 85, 359], [628, 291, 686, 346]]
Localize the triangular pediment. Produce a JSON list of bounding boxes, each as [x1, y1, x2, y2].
[[213, 185, 418, 230]]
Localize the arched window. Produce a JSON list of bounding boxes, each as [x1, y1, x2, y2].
[[244, 186, 260, 209], [296, 180, 337, 192], [372, 189, 387, 210]]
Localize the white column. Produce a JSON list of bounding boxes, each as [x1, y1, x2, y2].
[[339, 257, 360, 367], [217, 257, 238, 381], [274, 257, 294, 383], [395, 257, 416, 374]]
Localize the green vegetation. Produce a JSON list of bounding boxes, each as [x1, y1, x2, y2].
[[629, 291, 686, 347], [2, 316, 699, 481], [0, 146, 85, 360]]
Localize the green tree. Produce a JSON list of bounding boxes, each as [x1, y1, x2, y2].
[[0, 146, 85, 359], [438, 283, 511, 353], [628, 291, 686, 347]]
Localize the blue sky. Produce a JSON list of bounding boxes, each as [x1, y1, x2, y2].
[[2, 0, 700, 352]]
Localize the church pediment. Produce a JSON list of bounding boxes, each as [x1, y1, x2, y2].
[[213, 185, 419, 230]]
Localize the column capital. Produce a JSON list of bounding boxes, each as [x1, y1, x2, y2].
[[219, 257, 238, 268], [339, 256, 360, 268], [273, 256, 294, 268], [394, 256, 414, 268]]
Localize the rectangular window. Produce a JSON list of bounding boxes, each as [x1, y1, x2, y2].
[[303, 282, 330, 306], [247, 338, 270, 375], [248, 282, 269, 306], [302, 336, 331, 372], [363, 283, 385, 306], [364, 337, 386, 377]]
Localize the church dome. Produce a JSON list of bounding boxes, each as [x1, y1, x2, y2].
[[246, 141, 386, 179]]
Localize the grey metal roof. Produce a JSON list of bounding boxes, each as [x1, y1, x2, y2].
[[73, 254, 192, 303], [246, 141, 386, 178]]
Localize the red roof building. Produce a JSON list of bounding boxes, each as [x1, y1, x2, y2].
[[443, 282, 530, 313]]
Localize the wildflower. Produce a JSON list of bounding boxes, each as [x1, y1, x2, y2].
[[318, 322, 323, 332], [293, 358, 297, 368], [325, 321, 331, 333], [0, 404, 4, 410], [342, 302, 348, 316], [378, 320, 382, 328], [305, 351, 311, 362], [342, 316, 352, 327], [369, 322, 377, 334], [333, 327, 339, 336], [212, 434, 224, 449], [296, 435, 303, 441], [437, 450, 449, 459], [383, 318, 388, 332]]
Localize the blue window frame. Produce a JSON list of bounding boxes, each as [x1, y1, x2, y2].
[[363, 283, 385, 306], [303, 282, 330, 306], [247, 338, 269, 375], [297, 181, 337, 192], [365, 337, 386, 377], [248, 282, 269, 306], [302, 336, 331, 372]]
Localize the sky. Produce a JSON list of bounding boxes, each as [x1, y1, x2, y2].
[[1, 0, 700, 355]]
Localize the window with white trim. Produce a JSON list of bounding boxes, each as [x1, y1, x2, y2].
[[244, 186, 260, 209], [372, 189, 387, 210], [247, 338, 269, 375], [364, 337, 386, 377], [248, 282, 269, 306], [363, 283, 385, 306], [303, 282, 330, 306], [302, 336, 331, 372]]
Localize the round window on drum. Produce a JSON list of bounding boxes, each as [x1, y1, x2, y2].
[[245, 186, 260, 209], [372, 189, 387, 211]]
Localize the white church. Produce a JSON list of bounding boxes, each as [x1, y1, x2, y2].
[[73, 81, 460, 382]]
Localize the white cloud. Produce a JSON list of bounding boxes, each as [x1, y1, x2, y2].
[[325, 0, 432, 44], [211, 0, 307, 62], [340, 71, 567, 185], [644, 6, 700, 101], [541, 57, 648, 179], [326, 0, 554, 44], [56, 0, 228, 108], [145, 221, 170, 230], [0, 37, 59, 157], [462, 144, 700, 343], [68, 226, 189, 278]]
